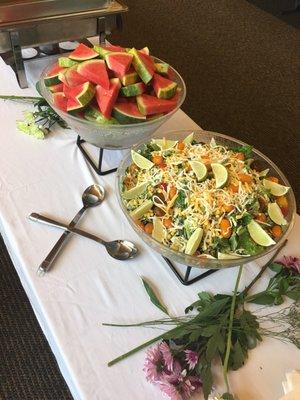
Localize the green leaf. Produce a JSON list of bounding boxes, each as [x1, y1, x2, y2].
[[286, 289, 300, 301], [222, 393, 235, 400], [200, 364, 213, 400], [197, 297, 231, 319], [269, 262, 283, 273], [247, 291, 276, 305], [201, 325, 219, 337], [206, 333, 219, 361], [141, 278, 169, 316], [231, 340, 246, 370], [234, 144, 253, 159], [175, 190, 186, 208]]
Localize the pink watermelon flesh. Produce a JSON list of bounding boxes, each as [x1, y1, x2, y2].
[[103, 44, 125, 52], [63, 82, 93, 100], [137, 94, 177, 115], [114, 102, 145, 118], [69, 43, 98, 61], [106, 52, 133, 77], [61, 68, 88, 87], [77, 60, 109, 89], [139, 47, 150, 55], [53, 92, 68, 112], [138, 51, 155, 74], [47, 63, 64, 77], [96, 78, 121, 119], [49, 83, 64, 93], [67, 97, 83, 112], [152, 73, 177, 98]]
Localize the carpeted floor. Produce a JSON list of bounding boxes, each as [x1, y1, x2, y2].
[[0, 1, 299, 399]]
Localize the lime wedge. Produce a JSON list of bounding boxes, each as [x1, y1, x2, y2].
[[130, 200, 153, 219], [123, 182, 148, 200], [268, 202, 287, 225], [152, 138, 177, 151], [152, 217, 165, 242], [183, 132, 194, 144], [211, 163, 228, 188], [247, 220, 275, 246], [217, 252, 240, 260], [189, 160, 208, 181], [131, 150, 154, 170], [263, 179, 289, 197], [185, 227, 203, 255]]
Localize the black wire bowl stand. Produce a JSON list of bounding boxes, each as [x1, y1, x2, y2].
[[162, 256, 219, 285], [76, 135, 118, 176]]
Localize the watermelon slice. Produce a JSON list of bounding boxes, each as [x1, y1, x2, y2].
[[49, 83, 64, 93], [94, 44, 126, 58], [96, 78, 121, 119], [67, 97, 85, 114], [120, 82, 146, 97], [152, 73, 178, 99], [112, 102, 146, 124], [69, 43, 99, 61], [59, 66, 88, 87], [53, 92, 68, 112], [114, 67, 140, 86], [58, 57, 78, 68], [154, 63, 170, 76], [63, 82, 95, 106], [77, 59, 109, 89], [136, 94, 177, 115], [105, 52, 133, 76], [129, 48, 154, 84], [84, 105, 119, 125], [139, 47, 150, 55], [44, 63, 65, 86]]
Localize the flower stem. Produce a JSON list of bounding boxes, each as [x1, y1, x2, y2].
[[107, 325, 184, 367], [242, 239, 287, 298], [222, 265, 243, 393], [0, 95, 43, 102]]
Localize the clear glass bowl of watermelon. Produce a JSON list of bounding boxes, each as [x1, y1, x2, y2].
[[39, 48, 186, 150], [116, 129, 296, 269]]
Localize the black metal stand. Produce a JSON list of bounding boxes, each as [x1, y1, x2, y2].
[[163, 257, 218, 286], [76, 135, 117, 176]]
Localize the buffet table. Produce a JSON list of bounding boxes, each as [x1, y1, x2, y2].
[[0, 56, 299, 400]]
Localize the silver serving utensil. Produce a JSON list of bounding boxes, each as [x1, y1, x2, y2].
[[37, 184, 105, 276], [29, 213, 138, 261]]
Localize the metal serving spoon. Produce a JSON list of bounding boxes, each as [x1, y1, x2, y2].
[[37, 184, 105, 275], [29, 213, 138, 261]]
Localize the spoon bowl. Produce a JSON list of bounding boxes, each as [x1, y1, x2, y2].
[[82, 184, 105, 208], [105, 240, 138, 260]]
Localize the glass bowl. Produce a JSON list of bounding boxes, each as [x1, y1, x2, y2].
[[39, 57, 186, 149], [116, 129, 296, 269]]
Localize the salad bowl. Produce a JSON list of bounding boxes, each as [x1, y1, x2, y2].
[[116, 130, 296, 269], [39, 56, 186, 150]]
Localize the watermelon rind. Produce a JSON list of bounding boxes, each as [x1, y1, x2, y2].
[[120, 82, 146, 97], [154, 63, 170, 76], [58, 57, 79, 68], [93, 45, 110, 58], [44, 72, 62, 87], [128, 48, 153, 84], [153, 74, 178, 99], [69, 43, 99, 61], [112, 103, 146, 124], [75, 82, 95, 106], [58, 65, 88, 87], [136, 94, 177, 115], [84, 106, 119, 125], [118, 69, 140, 86]]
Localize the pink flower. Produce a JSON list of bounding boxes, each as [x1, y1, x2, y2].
[[277, 256, 300, 274], [184, 350, 198, 370], [159, 373, 202, 400], [160, 341, 175, 372], [144, 344, 165, 382]]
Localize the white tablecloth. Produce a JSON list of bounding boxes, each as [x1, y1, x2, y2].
[[0, 57, 299, 400]]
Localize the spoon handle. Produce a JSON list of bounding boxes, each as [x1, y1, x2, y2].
[[29, 213, 107, 246], [36, 207, 86, 275]]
